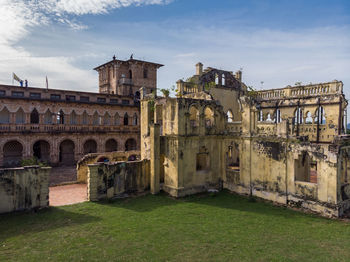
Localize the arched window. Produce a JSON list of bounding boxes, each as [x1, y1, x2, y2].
[[0, 107, 10, 124], [266, 113, 272, 122], [215, 74, 219, 85], [103, 112, 110, 125], [16, 108, 25, 124], [125, 138, 136, 151], [204, 107, 214, 127], [44, 109, 52, 124], [92, 112, 99, 125], [114, 113, 120, 125], [3, 140, 23, 167], [227, 110, 233, 123], [305, 112, 313, 124], [83, 139, 97, 154], [222, 73, 225, 86], [30, 108, 39, 124], [82, 111, 88, 125], [189, 106, 199, 127], [133, 113, 138, 126], [124, 113, 129, 125], [57, 110, 64, 124], [129, 70, 132, 79], [70, 110, 77, 125]]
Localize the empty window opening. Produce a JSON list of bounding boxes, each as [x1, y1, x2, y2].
[[294, 152, 316, 183], [16, 108, 25, 124], [83, 139, 97, 154], [33, 140, 50, 163], [189, 106, 199, 127], [227, 143, 240, 170], [196, 146, 210, 171], [227, 110, 233, 123], [222, 73, 226, 86], [215, 74, 219, 85], [124, 113, 129, 125], [57, 110, 64, 124], [44, 110, 52, 124], [30, 108, 39, 124], [204, 107, 214, 127], [305, 111, 313, 124]]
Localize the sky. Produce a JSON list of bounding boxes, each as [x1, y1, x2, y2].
[[0, 0, 349, 101]]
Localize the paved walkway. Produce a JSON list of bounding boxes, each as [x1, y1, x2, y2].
[[49, 184, 87, 206]]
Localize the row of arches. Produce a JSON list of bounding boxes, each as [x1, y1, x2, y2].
[[189, 105, 215, 128], [0, 107, 138, 126], [258, 106, 327, 125], [2, 138, 137, 167]]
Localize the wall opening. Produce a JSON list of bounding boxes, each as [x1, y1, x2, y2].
[[125, 138, 136, 151], [189, 106, 199, 127], [59, 139, 75, 165], [204, 107, 214, 128], [294, 152, 316, 183], [226, 143, 239, 170], [196, 146, 210, 171], [3, 140, 23, 167], [83, 139, 97, 154], [105, 139, 118, 152], [33, 140, 50, 163]]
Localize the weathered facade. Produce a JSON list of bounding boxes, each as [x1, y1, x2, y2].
[[0, 57, 162, 168], [140, 63, 349, 217]]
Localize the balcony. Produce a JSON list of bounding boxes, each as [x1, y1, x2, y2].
[[0, 124, 140, 134], [118, 78, 133, 85]]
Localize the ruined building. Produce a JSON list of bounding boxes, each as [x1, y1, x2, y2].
[[0, 57, 163, 167], [138, 62, 350, 217]]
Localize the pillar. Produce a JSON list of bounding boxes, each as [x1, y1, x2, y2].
[[150, 123, 160, 194]]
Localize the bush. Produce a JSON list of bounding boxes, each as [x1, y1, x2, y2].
[[20, 157, 49, 167]]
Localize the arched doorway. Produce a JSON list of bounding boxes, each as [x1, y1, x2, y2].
[[33, 140, 50, 163], [125, 138, 136, 151], [59, 140, 75, 165], [3, 140, 23, 167], [83, 139, 97, 154], [105, 139, 118, 152]]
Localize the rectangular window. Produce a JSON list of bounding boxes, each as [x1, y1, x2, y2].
[[30, 92, 41, 99], [50, 94, 61, 100], [80, 96, 90, 102], [110, 98, 118, 104], [0, 90, 5, 96], [12, 91, 24, 97], [97, 97, 106, 103], [122, 99, 130, 105], [66, 95, 76, 101]]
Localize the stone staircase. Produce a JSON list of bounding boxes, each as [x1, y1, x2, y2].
[[49, 165, 77, 186]]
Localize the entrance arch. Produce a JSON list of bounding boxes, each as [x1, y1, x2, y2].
[[3, 140, 23, 167], [105, 139, 118, 152], [125, 138, 136, 151], [83, 139, 97, 154], [33, 140, 50, 163], [59, 140, 75, 165]]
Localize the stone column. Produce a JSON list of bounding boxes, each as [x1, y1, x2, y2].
[[150, 123, 160, 194], [87, 164, 100, 201]]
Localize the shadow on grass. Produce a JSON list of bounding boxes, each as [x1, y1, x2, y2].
[[0, 206, 100, 242], [94, 190, 324, 222]]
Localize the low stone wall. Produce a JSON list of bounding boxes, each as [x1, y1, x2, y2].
[[87, 160, 150, 201], [77, 150, 140, 183], [0, 166, 50, 214]]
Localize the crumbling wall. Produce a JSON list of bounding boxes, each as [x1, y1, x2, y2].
[[87, 160, 150, 201], [0, 166, 50, 213], [224, 137, 340, 217], [77, 150, 140, 183]]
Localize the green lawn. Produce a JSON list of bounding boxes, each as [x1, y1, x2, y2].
[[0, 191, 349, 262]]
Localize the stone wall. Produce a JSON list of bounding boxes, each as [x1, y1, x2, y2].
[[87, 160, 150, 201], [77, 150, 140, 183], [0, 166, 50, 213]]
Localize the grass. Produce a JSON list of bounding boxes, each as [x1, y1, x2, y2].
[[0, 191, 350, 262]]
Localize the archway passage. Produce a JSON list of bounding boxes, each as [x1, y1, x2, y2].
[[33, 140, 50, 163], [105, 139, 118, 152], [83, 139, 97, 154], [59, 140, 75, 165], [125, 138, 136, 151], [3, 140, 23, 167]]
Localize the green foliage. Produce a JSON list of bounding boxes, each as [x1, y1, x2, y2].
[[160, 88, 170, 97], [1, 191, 350, 261], [20, 157, 49, 167], [204, 81, 216, 91], [246, 86, 258, 99], [148, 99, 155, 112]]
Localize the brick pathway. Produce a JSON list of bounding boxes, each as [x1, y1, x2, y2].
[[49, 184, 87, 206]]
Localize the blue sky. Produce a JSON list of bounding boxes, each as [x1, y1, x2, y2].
[[0, 0, 349, 102]]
